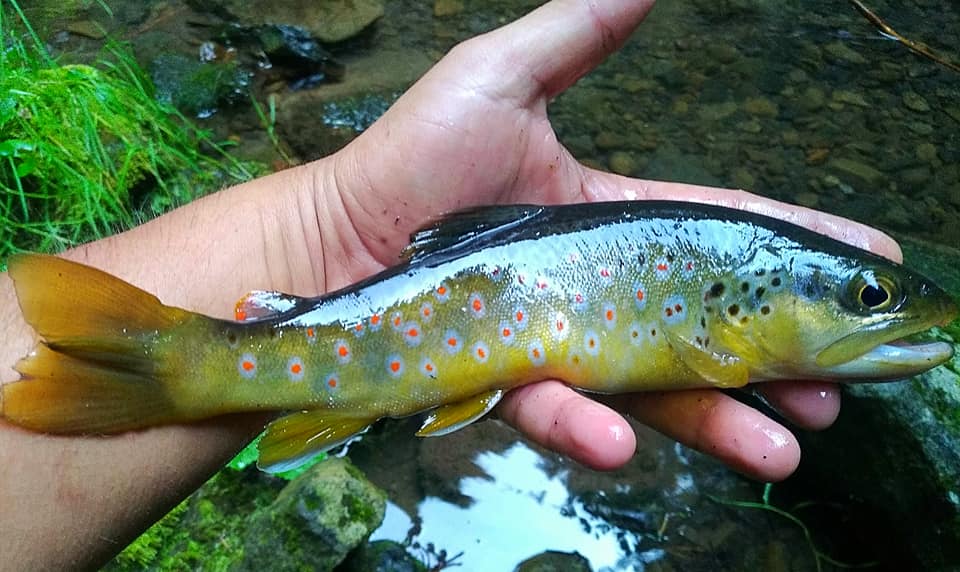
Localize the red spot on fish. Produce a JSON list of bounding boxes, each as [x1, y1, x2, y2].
[[531, 348, 541, 359], [290, 363, 302, 375], [306, 327, 315, 338], [370, 314, 381, 326], [425, 362, 434, 373], [447, 337, 459, 347], [516, 310, 524, 323], [338, 346, 349, 357], [606, 309, 614, 321], [393, 315, 402, 328], [472, 298, 483, 312], [502, 327, 512, 337], [327, 377, 338, 388], [437, 285, 447, 296], [422, 307, 431, 318], [242, 360, 255, 371], [599, 268, 611, 278], [517, 274, 526, 285], [556, 320, 564, 332], [389, 361, 401, 373], [575, 293, 584, 303], [686, 261, 694, 271], [476, 346, 487, 359], [657, 262, 668, 272], [675, 304, 683, 313], [665, 308, 674, 317], [355, 323, 364, 332], [536, 278, 548, 290], [408, 326, 419, 338], [636, 289, 645, 302]]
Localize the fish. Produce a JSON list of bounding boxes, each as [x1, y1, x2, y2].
[[1, 201, 956, 472]]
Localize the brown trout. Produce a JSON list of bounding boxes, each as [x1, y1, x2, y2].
[[1, 201, 956, 472]]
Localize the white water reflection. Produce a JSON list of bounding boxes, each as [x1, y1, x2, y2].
[[371, 441, 666, 571]]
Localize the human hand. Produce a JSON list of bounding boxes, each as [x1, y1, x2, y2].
[[315, 0, 903, 481]]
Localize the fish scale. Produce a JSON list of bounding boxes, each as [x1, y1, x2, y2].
[[2, 201, 956, 472]]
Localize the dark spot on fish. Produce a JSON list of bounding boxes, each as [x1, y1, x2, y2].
[[226, 331, 238, 345], [728, 304, 740, 316], [741, 282, 750, 293], [666, 253, 675, 263], [755, 269, 766, 276], [269, 328, 279, 340], [700, 316, 707, 328], [771, 276, 781, 287], [761, 305, 771, 315], [755, 286, 766, 299], [709, 282, 725, 297], [650, 328, 657, 337], [740, 316, 749, 324], [637, 253, 646, 265], [704, 337, 711, 347], [705, 305, 714, 313], [695, 335, 703, 345]]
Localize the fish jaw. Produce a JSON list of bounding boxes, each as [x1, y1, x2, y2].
[[819, 340, 954, 381]]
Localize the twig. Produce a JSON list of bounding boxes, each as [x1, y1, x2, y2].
[[848, 0, 960, 73]]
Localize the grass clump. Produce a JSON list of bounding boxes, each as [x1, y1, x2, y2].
[[0, 1, 262, 263]]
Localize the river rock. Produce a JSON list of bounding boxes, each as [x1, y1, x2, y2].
[[238, 458, 387, 571], [608, 151, 638, 176], [341, 540, 428, 572], [902, 91, 931, 113], [823, 41, 868, 65], [514, 550, 592, 572], [199, 0, 384, 44], [916, 143, 939, 164], [827, 157, 885, 188]]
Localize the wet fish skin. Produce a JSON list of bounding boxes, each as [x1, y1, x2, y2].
[[2, 201, 956, 472]]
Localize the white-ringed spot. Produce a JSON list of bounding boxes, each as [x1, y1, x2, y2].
[[584, 330, 600, 356], [468, 293, 486, 319], [654, 257, 670, 279], [334, 339, 352, 364], [420, 302, 434, 322], [386, 354, 405, 378], [513, 305, 528, 331], [681, 259, 696, 279], [305, 327, 318, 344], [568, 252, 580, 263], [369, 313, 383, 332], [662, 295, 686, 325], [444, 329, 463, 355], [286, 356, 305, 382], [633, 281, 648, 311], [324, 373, 340, 393], [601, 302, 617, 330], [535, 276, 549, 291], [571, 292, 588, 313], [552, 311, 570, 342], [527, 340, 546, 367], [390, 311, 404, 331], [352, 321, 365, 337], [628, 322, 645, 347], [488, 265, 504, 281], [403, 321, 423, 347], [598, 266, 613, 284], [499, 321, 516, 346], [420, 357, 438, 379], [567, 351, 584, 368], [435, 283, 451, 302], [472, 341, 490, 363], [238, 353, 257, 379]]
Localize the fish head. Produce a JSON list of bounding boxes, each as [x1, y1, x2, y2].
[[714, 249, 957, 382]]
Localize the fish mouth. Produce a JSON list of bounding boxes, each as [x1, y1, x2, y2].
[[820, 339, 954, 381]]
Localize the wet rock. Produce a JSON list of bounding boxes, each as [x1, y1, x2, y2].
[[902, 91, 931, 113], [827, 157, 885, 188], [900, 166, 932, 188], [608, 151, 638, 176], [945, 106, 960, 124], [831, 90, 870, 108], [823, 41, 868, 65], [255, 25, 345, 84], [239, 458, 387, 571], [594, 131, 628, 151], [340, 540, 427, 572], [202, 0, 384, 44], [66, 19, 107, 39], [433, 0, 464, 17], [514, 550, 592, 572], [730, 167, 755, 190], [697, 101, 738, 122]]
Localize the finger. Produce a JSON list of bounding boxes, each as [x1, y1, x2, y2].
[[582, 169, 903, 262], [498, 380, 637, 471], [755, 381, 842, 431], [616, 390, 802, 481], [453, 0, 656, 104]]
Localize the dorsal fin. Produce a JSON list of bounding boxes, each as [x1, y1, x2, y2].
[[400, 205, 544, 264]]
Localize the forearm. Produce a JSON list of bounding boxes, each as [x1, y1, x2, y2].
[[0, 162, 328, 570]]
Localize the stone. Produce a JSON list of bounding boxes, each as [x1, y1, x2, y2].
[[743, 96, 778, 118], [794, 191, 820, 208], [608, 151, 638, 176], [823, 41, 868, 65], [827, 157, 885, 188], [730, 167, 755, 190], [697, 101, 738, 122], [199, 0, 384, 44], [902, 91, 931, 112], [916, 143, 939, 164], [433, 0, 464, 17], [831, 90, 870, 108], [238, 458, 387, 571], [593, 131, 628, 151], [514, 550, 592, 572], [900, 166, 932, 187], [66, 20, 107, 39], [341, 540, 427, 572], [797, 86, 825, 111]]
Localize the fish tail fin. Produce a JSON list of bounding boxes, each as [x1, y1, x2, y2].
[[2, 254, 196, 433]]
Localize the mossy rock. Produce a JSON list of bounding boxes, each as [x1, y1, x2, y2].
[[794, 237, 960, 570], [338, 540, 427, 572], [238, 458, 387, 571], [514, 550, 592, 572]]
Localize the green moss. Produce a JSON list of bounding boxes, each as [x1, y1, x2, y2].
[[0, 2, 264, 264]]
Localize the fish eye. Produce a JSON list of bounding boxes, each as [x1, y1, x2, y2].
[[849, 271, 901, 312]]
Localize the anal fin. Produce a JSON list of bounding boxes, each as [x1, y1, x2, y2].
[[257, 410, 374, 473], [416, 389, 503, 437]]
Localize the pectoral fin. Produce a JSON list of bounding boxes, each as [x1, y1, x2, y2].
[[416, 389, 504, 437], [257, 410, 375, 473], [664, 330, 750, 389]]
